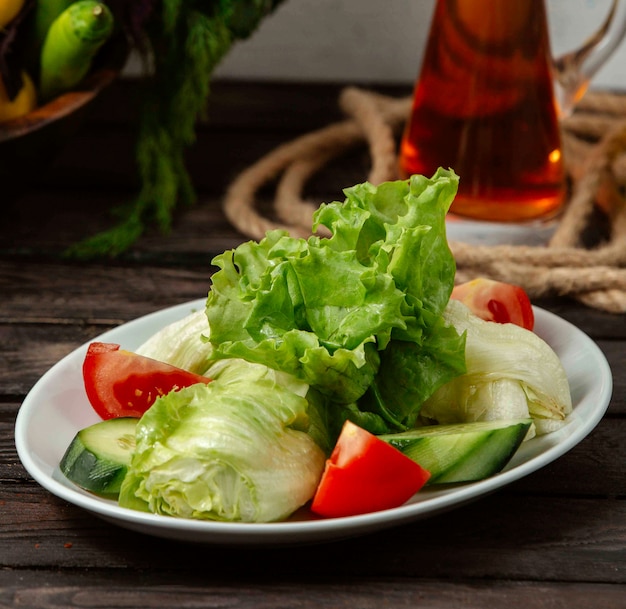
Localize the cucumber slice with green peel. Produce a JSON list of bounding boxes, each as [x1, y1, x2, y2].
[[379, 419, 532, 485], [60, 417, 138, 495]]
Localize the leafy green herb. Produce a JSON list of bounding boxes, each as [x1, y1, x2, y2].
[[65, 0, 286, 259]]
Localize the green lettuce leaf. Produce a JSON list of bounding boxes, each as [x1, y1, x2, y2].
[[360, 316, 467, 429], [205, 170, 466, 432]]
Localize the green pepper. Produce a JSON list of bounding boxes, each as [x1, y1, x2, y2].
[[39, 0, 114, 102]]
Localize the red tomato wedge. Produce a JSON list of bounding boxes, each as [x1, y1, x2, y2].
[[311, 421, 430, 518], [451, 278, 534, 330], [83, 342, 211, 420]]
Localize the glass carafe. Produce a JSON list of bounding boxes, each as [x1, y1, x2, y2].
[[398, 0, 626, 223]]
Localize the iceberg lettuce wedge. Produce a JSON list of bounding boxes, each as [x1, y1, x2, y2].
[[420, 300, 573, 437], [119, 360, 326, 522]]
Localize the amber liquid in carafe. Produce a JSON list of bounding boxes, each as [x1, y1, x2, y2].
[[399, 0, 565, 222]]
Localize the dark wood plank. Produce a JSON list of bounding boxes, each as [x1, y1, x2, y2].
[[1, 197, 248, 262], [0, 571, 624, 609], [1, 481, 625, 584], [0, 261, 212, 319]]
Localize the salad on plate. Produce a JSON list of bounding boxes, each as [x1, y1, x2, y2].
[[58, 169, 572, 523]]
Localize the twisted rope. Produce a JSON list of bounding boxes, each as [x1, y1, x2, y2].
[[222, 88, 626, 313]]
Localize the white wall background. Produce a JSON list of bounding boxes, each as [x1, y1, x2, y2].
[[209, 0, 626, 90]]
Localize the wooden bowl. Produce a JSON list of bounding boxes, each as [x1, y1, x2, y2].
[[0, 43, 127, 203]]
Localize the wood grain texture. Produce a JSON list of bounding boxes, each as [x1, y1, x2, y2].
[[1, 80, 624, 609], [0, 576, 625, 609], [0, 572, 625, 609], [1, 483, 625, 581]]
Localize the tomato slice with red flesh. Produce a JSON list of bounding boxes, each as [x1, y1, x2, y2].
[[83, 342, 211, 420], [451, 278, 534, 330], [310, 421, 430, 518]]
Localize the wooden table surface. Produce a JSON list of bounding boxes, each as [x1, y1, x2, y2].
[[1, 80, 625, 608]]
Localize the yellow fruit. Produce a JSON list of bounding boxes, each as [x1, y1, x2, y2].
[[0, 0, 25, 29], [0, 72, 37, 123]]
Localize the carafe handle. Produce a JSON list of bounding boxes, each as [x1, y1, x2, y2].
[[552, 0, 626, 116]]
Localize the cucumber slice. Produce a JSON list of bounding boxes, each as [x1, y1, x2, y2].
[[60, 417, 138, 495], [380, 419, 531, 484]]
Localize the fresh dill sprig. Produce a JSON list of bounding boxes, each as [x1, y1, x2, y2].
[[65, 0, 285, 259]]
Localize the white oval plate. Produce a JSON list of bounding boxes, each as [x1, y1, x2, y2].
[[15, 299, 613, 545]]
